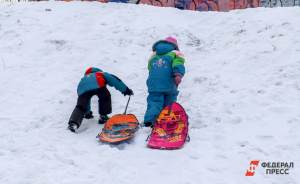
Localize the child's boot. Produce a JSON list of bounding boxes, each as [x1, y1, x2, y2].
[[68, 107, 84, 132], [68, 121, 79, 132], [144, 121, 154, 128], [98, 115, 109, 124]]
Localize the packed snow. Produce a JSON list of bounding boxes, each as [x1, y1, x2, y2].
[[0, 2, 299, 184]]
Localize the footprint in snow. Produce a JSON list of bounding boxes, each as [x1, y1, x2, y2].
[[238, 141, 249, 147], [61, 89, 72, 95], [189, 155, 199, 160]]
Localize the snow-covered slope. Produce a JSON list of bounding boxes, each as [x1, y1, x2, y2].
[[0, 2, 299, 184]]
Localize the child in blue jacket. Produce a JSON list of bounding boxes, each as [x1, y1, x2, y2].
[[144, 37, 185, 127], [68, 67, 133, 132]]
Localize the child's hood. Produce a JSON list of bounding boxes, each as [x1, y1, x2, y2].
[[152, 41, 176, 55], [84, 67, 103, 76]]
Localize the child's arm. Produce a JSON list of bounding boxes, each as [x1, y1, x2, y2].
[[103, 73, 127, 93], [171, 51, 185, 86], [172, 50, 185, 77], [103, 72, 133, 96], [147, 52, 156, 71]]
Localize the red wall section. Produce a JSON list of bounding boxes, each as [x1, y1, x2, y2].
[[138, 0, 260, 11]]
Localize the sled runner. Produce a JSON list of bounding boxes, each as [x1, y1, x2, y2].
[[98, 96, 139, 143], [147, 102, 189, 149]]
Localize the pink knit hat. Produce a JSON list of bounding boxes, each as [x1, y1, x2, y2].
[[165, 36, 179, 50], [152, 36, 180, 51]]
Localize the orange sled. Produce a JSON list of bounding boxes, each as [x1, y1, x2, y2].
[[97, 96, 139, 143], [98, 114, 139, 143]]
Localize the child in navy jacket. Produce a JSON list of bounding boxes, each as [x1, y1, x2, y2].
[[68, 67, 133, 132]]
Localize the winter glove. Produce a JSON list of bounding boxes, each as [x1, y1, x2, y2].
[[174, 73, 182, 86], [122, 87, 134, 96]]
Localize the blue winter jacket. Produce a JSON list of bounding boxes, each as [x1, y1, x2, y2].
[[77, 67, 127, 96], [147, 41, 185, 92]]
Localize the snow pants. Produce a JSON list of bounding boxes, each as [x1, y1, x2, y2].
[[143, 91, 178, 125], [68, 87, 111, 128]]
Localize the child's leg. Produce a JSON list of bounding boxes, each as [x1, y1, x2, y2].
[[144, 92, 165, 125], [97, 87, 112, 116], [69, 91, 93, 128], [86, 100, 91, 113], [164, 90, 179, 106]]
